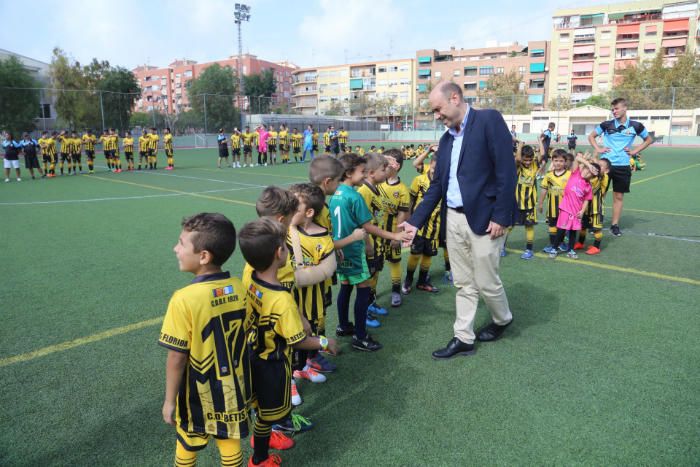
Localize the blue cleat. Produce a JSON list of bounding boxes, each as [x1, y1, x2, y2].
[[366, 314, 381, 328], [368, 302, 388, 316], [520, 249, 534, 260], [558, 244, 568, 252], [542, 245, 555, 254]]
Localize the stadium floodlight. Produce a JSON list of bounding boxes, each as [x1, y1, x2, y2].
[[235, 4, 251, 130]]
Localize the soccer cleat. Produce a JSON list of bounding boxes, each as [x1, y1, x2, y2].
[[585, 246, 601, 255], [416, 282, 439, 293], [307, 354, 336, 373], [548, 250, 558, 259], [542, 245, 555, 254], [335, 322, 355, 337], [273, 413, 314, 433], [293, 366, 327, 383], [520, 249, 534, 260], [401, 279, 412, 295], [366, 314, 381, 328], [567, 250, 579, 259], [290, 379, 302, 406], [500, 246, 507, 257], [444, 271, 453, 284], [367, 302, 388, 316], [4, 178, 9, 183], [558, 244, 568, 252], [610, 225, 622, 237], [250, 430, 295, 450], [16, 178, 21, 182], [573, 242, 585, 250], [391, 292, 402, 307], [352, 334, 383, 352], [248, 454, 282, 467]]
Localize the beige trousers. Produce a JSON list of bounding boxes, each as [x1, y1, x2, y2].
[[445, 208, 513, 344]]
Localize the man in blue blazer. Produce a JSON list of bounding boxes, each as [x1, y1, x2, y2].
[[401, 81, 516, 359]]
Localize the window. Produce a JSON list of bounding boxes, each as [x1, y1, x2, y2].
[[601, 31, 611, 40], [616, 47, 638, 58], [434, 71, 442, 78], [598, 81, 609, 91], [479, 66, 494, 75], [530, 63, 546, 73], [479, 80, 487, 90], [518, 82, 525, 91], [558, 49, 569, 59], [495, 67, 504, 75], [399, 64, 410, 71], [529, 79, 545, 89], [40, 103, 51, 118], [644, 45, 656, 54], [464, 67, 477, 76], [453, 69, 461, 76], [418, 56, 432, 64], [389, 66, 399, 72], [558, 65, 568, 76], [560, 33, 570, 43], [651, 116, 669, 120], [530, 49, 545, 57], [528, 94, 544, 105], [599, 47, 611, 57], [377, 66, 387, 73], [598, 63, 609, 74], [557, 82, 567, 91], [417, 83, 427, 92], [463, 82, 477, 91], [518, 66, 526, 74], [184, 70, 192, 77], [417, 68, 431, 78]]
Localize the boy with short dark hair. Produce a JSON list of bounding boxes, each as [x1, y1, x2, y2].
[[149, 128, 159, 169], [159, 212, 251, 467], [330, 153, 411, 352], [242, 127, 254, 167], [538, 149, 571, 254], [164, 127, 174, 170], [82, 129, 97, 174], [514, 144, 540, 259], [70, 130, 82, 174], [123, 131, 135, 171], [138, 128, 149, 170], [110, 129, 122, 173], [239, 218, 338, 467]]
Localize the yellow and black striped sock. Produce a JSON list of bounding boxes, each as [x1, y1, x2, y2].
[[548, 226, 558, 246], [390, 261, 402, 294], [174, 439, 197, 467], [525, 225, 534, 251], [215, 438, 242, 467], [167, 156, 173, 167], [593, 230, 603, 248], [406, 254, 420, 283]]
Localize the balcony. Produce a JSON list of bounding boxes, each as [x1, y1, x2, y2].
[[573, 53, 595, 61], [292, 88, 318, 96], [573, 34, 595, 44]]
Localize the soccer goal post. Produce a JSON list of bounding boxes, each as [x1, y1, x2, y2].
[[194, 133, 207, 148]]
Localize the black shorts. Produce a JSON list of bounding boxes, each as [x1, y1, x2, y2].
[[568, 144, 576, 150], [243, 145, 252, 154], [410, 235, 439, 257], [24, 154, 40, 169], [547, 216, 559, 229], [219, 147, 229, 158], [366, 255, 384, 275], [582, 212, 604, 230], [383, 240, 402, 263], [312, 144, 318, 151], [340, 143, 347, 152], [608, 165, 631, 193], [252, 358, 291, 424], [514, 208, 537, 226], [43, 154, 54, 164], [112, 152, 120, 159], [85, 150, 94, 158], [139, 151, 147, 159], [165, 148, 173, 157], [232, 148, 240, 156], [104, 150, 112, 159], [125, 151, 134, 160], [60, 153, 71, 162], [293, 147, 300, 154], [71, 153, 81, 163], [269, 145, 276, 153], [324, 145, 331, 152]]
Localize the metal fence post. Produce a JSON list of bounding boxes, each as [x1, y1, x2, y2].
[[668, 86, 676, 146], [203, 94, 208, 135], [99, 91, 106, 132]]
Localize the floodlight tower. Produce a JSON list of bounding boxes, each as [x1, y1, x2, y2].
[[235, 3, 251, 130]]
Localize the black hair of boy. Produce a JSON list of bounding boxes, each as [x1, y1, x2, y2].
[[309, 155, 344, 185], [338, 153, 365, 181], [181, 213, 237, 266], [381, 148, 403, 169], [255, 186, 299, 217], [238, 218, 287, 271], [289, 183, 325, 215], [550, 148, 567, 160], [521, 145, 535, 158]]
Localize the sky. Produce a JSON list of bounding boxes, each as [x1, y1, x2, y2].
[[1, 0, 622, 70]]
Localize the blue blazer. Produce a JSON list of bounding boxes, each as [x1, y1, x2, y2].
[[408, 108, 517, 237]]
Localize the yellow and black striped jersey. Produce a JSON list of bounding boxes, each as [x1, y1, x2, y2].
[[540, 170, 570, 219], [122, 137, 135, 152], [377, 178, 411, 233], [278, 130, 288, 146], [323, 132, 330, 146], [339, 131, 348, 144], [312, 132, 319, 146], [268, 131, 277, 145], [242, 257, 295, 294], [111, 135, 120, 152], [38, 137, 50, 156], [158, 272, 252, 439], [288, 226, 334, 326], [241, 133, 254, 147], [313, 203, 332, 232], [410, 173, 441, 241], [138, 135, 149, 152], [98, 135, 109, 149], [149, 134, 159, 150], [231, 134, 241, 149], [164, 134, 173, 150], [246, 273, 305, 362], [516, 161, 538, 211], [291, 133, 302, 149], [252, 132, 259, 147], [58, 135, 70, 153], [358, 181, 385, 258], [82, 134, 96, 151], [589, 173, 610, 215]]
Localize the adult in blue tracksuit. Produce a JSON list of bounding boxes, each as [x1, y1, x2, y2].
[[3, 132, 22, 182], [302, 125, 314, 162]]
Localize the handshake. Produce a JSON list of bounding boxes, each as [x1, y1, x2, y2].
[[398, 222, 417, 248]]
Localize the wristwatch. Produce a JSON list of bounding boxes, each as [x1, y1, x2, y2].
[[319, 335, 328, 351]]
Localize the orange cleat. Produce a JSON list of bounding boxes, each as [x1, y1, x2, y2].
[[248, 454, 282, 467], [585, 246, 601, 255], [573, 242, 585, 250], [250, 431, 295, 450]]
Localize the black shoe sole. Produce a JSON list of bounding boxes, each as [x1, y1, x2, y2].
[[431, 349, 476, 360]]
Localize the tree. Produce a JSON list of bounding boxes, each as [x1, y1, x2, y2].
[[576, 94, 610, 108], [477, 70, 531, 113], [350, 92, 375, 116], [374, 96, 398, 118], [0, 56, 41, 135], [243, 69, 276, 114], [324, 101, 346, 116], [186, 64, 239, 132], [614, 51, 700, 109], [99, 67, 140, 131], [548, 96, 574, 111], [49, 48, 93, 129]]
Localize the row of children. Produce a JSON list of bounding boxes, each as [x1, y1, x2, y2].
[[215, 125, 351, 168], [158, 148, 445, 466], [1, 127, 174, 182], [510, 142, 611, 260]]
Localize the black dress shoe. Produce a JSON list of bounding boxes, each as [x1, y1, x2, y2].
[[476, 320, 512, 342], [432, 337, 475, 360]]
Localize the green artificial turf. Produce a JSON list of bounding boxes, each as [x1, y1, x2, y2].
[[0, 145, 698, 466]]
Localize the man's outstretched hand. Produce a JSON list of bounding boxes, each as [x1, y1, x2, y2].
[[398, 221, 418, 247]]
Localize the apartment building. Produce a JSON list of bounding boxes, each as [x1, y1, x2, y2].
[[549, 0, 699, 104], [291, 58, 416, 119], [132, 54, 297, 114]]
